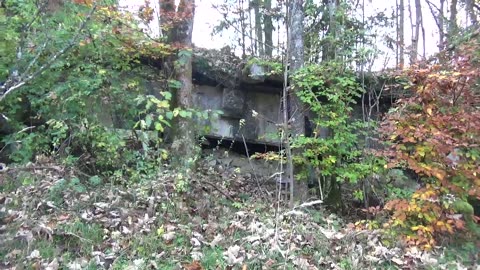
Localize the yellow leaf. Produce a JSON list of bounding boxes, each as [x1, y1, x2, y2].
[[433, 171, 444, 180], [426, 108, 433, 116], [157, 225, 165, 236], [161, 150, 168, 160]]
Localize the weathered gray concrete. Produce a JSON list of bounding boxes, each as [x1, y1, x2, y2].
[[193, 84, 282, 144]]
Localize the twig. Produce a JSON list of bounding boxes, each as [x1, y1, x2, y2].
[[3, 166, 64, 173], [61, 231, 93, 243], [241, 134, 271, 197], [201, 179, 236, 202]]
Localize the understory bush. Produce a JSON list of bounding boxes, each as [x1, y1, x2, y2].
[[379, 33, 480, 249], [0, 1, 177, 182], [292, 62, 384, 207]]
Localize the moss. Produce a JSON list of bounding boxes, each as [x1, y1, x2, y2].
[[452, 200, 474, 215], [452, 200, 480, 236]]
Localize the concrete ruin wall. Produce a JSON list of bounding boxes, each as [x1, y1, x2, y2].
[[193, 84, 282, 145]]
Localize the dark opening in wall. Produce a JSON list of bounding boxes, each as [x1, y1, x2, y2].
[[201, 136, 280, 157]]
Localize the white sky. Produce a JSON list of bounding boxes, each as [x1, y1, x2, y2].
[[119, 0, 469, 69]]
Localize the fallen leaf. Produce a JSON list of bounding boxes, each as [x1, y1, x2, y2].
[[183, 261, 203, 270], [27, 250, 40, 260], [162, 231, 176, 241], [45, 258, 59, 270], [391, 257, 404, 265]]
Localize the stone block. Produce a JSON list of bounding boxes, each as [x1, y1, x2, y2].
[[222, 88, 245, 117]]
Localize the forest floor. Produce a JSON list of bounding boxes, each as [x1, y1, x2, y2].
[[0, 158, 478, 270]]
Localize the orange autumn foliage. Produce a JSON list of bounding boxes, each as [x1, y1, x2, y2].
[[380, 34, 480, 249]]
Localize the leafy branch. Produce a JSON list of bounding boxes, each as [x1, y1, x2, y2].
[[0, 3, 98, 103]]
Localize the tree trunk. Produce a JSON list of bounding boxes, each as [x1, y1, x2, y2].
[[286, 0, 308, 205], [399, 0, 405, 68], [420, 0, 426, 59], [409, 0, 420, 64], [439, 0, 445, 50], [264, 0, 273, 57], [239, 0, 247, 58], [322, 0, 337, 61], [449, 0, 458, 40], [170, 0, 197, 169], [426, 0, 446, 51], [249, 5, 255, 55], [254, 0, 264, 56], [464, 0, 477, 25]]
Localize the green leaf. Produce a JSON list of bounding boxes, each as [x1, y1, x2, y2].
[[155, 122, 164, 132], [161, 91, 173, 100], [145, 115, 153, 127], [179, 110, 188, 118], [168, 80, 182, 89]]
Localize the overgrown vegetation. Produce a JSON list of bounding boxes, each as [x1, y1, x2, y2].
[[379, 32, 480, 249], [1, 0, 479, 269]]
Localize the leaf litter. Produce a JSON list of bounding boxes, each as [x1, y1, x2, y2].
[[0, 159, 473, 269]]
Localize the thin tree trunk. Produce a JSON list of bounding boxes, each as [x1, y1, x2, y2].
[[286, 0, 308, 205], [409, 0, 420, 64], [439, 0, 445, 50], [449, 0, 458, 40], [239, 0, 247, 58], [396, 0, 399, 67], [426, 0, 446, 51], [420, 1, 426, 59], [249, 5, 255, 55], [399, 0, 405, 68], [264, 0, 273, 57], [322, 0, 337, 61], [254, 0, 264, 56], [465, 0, 478, 25]]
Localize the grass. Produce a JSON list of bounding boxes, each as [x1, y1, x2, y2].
[[201, 247, 226, 269], [56, 220, 104, 255]]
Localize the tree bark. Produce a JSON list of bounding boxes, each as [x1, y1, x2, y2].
[[322, 0, 339, 61], [449, 0, 458, 40], [286, 0, 308, 205], [408, 0, 420, 64], [169, 0, 198, 169], [254, 0, 264, 56], [464, 0, 477, 26], [264, 0, 273, 57], [399, 0, 405, 68], [439, 0, 445, 50], [239, 0, 247, 58]]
